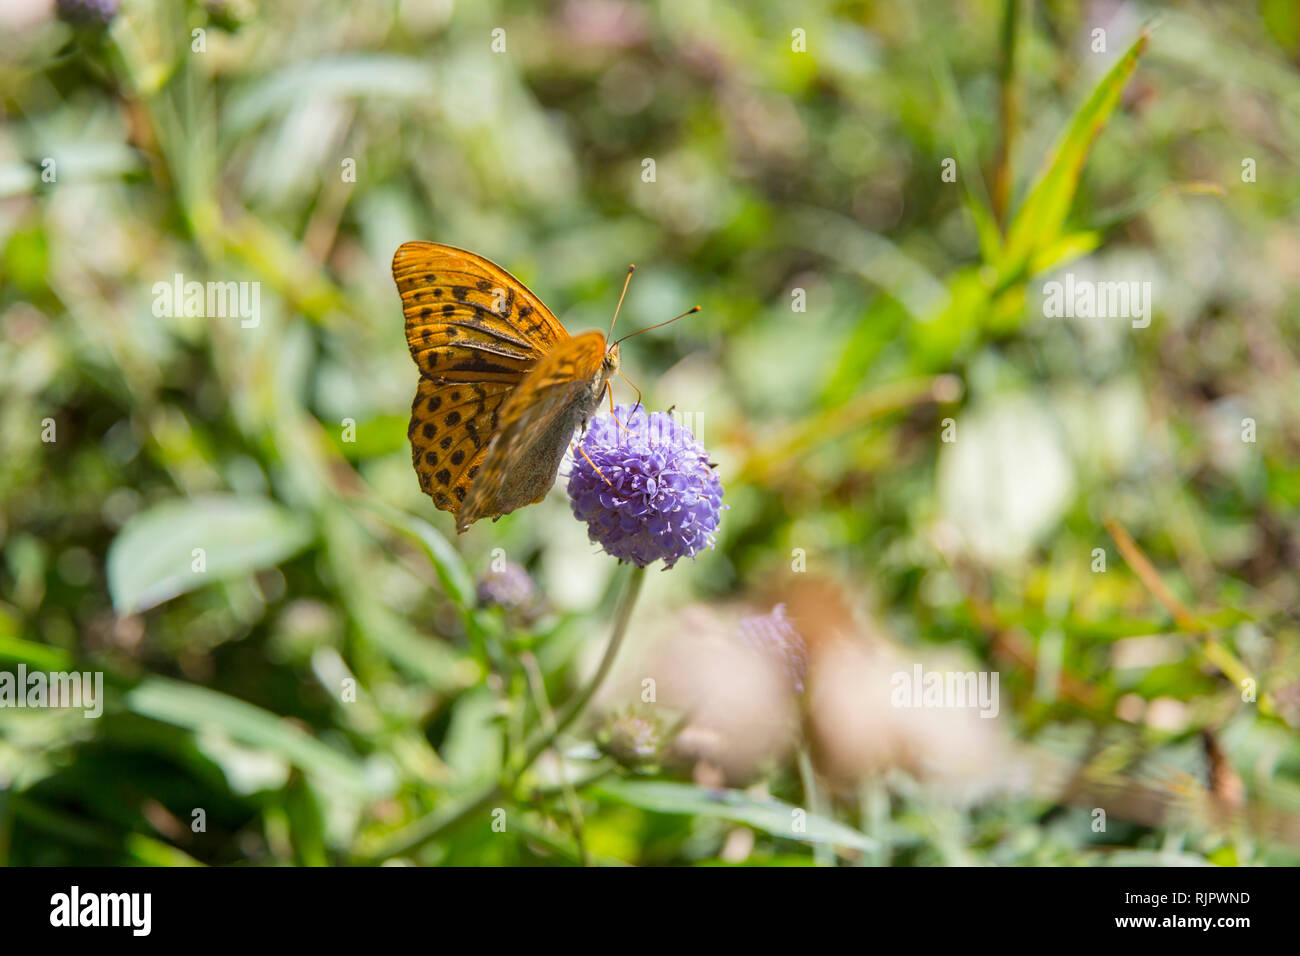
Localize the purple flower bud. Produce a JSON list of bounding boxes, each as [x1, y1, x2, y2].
[[567, 406, 724, 569], [56, 0, 119, 27], [737, 604, 807, 692], [475, 561, 540, 621]]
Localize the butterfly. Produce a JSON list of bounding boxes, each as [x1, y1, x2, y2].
[[393, 241, 693, 533]]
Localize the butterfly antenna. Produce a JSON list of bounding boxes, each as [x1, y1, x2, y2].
[[612, 305, 700, 347], [607, 265, 636, 343]]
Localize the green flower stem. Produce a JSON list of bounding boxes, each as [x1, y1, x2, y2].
[[521, 566, 645, 767], [522, 651, 589, 865], [359, 565, 646, 863], [797, 746, 832, 867]]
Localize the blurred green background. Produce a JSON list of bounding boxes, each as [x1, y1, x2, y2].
[[1, 0, 1299, 866]]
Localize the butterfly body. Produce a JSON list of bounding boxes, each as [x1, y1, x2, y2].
[[393, 241, 618, 533], [473, 334, 616, 520]]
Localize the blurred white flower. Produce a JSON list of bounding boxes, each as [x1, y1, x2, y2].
[[937, 392, 1074, 566]]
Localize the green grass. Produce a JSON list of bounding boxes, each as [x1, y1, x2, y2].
[[1, 0, 1299, 866]]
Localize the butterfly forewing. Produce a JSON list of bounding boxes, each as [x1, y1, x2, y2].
[[394, 241, 568, 383]]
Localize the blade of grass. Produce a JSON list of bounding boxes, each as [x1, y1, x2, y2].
[[928, 53, 1001, 261], [592, 779, 877, 856], [789, 206, 949, 321], [738, 374, 962, 483], [1104, 517, 1199, 631], [998, 29, 1150, 285], [992, 0, 1023, 225], [1104, 517, 1275, 716]]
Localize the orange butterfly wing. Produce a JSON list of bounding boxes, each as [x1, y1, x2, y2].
[[394, 241, 567, 381], [459, 331, 608, 530], [393, 242, 610, 531], [407, 377, 511, 515]]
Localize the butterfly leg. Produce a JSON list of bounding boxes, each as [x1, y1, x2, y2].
[[604, 379, 634, 438], [573, 440, 615, 488]]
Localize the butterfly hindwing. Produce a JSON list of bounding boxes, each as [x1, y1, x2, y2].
[[394, 241, 568, 383], [409, 376, 510, 513]]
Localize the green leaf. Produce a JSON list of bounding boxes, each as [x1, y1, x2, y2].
[[0, 632, 73, 671], [999, 30, 1149, 282], [126, 677, 388, 799], [107, 495, 314, 614], [319, 504, 469, 690], [1262, 0, 1300, 54], [224, 55, 439, 138], [1093, 850, 1215, 867], [354, 499, 475, 608], [125, 834, 205, 867], [593, 779, 877, 854], [10, 796, 203, 865], [1028, 230, 1102, 275]]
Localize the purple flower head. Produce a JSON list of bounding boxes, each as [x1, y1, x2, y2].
[[567, 405, 724, 569], [57, 0, 119, 27], [737, 604, 807, 692], [476, 560, 540, 621]]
